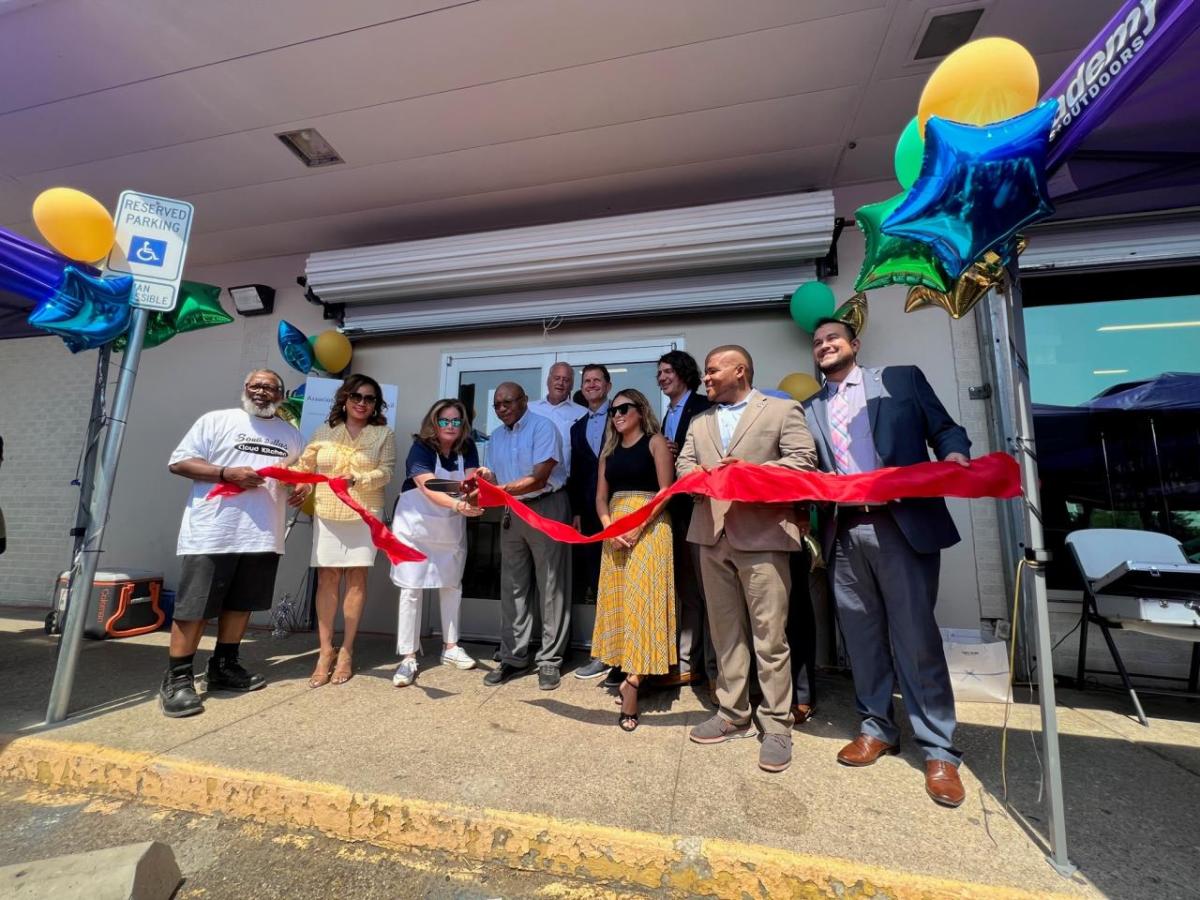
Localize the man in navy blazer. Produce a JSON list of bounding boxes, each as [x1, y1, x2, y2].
[[803, 317, 971, 808], [567, 364, 612, 680]]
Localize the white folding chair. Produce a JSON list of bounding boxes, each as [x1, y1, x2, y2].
[[1066, 528, 1200, 726]]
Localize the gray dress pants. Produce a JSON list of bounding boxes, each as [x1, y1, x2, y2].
[[831, 508, 961, 764], [499, 490, 571, 670]]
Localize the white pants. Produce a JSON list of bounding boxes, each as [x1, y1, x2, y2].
[[396, 586, 463, 656]]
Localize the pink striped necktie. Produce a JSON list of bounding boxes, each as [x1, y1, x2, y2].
[[829, 384, 853, 474]]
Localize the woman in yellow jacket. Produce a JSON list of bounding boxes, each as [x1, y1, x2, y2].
[[292, 375, 395, 686]]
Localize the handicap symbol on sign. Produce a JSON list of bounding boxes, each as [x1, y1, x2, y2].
[[131, 236, 167, 268]]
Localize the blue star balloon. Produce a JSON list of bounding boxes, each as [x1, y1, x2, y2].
[[27, 267, 134, 353], [882, 100, 1056, 278], [277, 320, 314, 375]]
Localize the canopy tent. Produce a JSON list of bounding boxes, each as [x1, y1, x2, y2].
[[997, 0, 1200, 876], [1046, 0, 1200, 219], [0, 287, 42, 339]]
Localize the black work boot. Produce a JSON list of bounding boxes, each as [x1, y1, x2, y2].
[[159, 666, 203, 718], [205, 650, 266, 692]]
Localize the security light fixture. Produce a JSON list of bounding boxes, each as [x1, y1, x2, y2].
[[276, 128, 345, 168], [914, 8, 984, 60], [228, 284, 276, 317]]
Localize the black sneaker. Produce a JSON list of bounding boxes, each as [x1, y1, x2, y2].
[[538, 665, 561, 691], [483, 662, 530, 686], [159, 668, 203, 718], [573, 658, 610, 680], [205, 654, 267, 692], [602, 666, 625, 688]]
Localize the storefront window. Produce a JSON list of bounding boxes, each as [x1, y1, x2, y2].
[[1024, 276, 1200, 588]]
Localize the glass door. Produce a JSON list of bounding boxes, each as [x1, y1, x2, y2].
[[445, 356, 548, 642], [437, 339, 681, 646]]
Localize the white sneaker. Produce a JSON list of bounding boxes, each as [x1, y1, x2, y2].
[[440, 646, 477, 670], [392, 659, 418, 687]]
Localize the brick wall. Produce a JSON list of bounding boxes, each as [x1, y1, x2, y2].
[[0, 337, 98, 604]]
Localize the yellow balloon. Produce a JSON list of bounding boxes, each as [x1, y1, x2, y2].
[[312, 330, 352, 374], [778, 372, 821, 403], [917, 37, 1039, 136], [31, 187, 116, 262]]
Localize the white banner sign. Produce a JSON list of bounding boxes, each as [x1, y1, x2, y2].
[[298, 376, 399, 444]]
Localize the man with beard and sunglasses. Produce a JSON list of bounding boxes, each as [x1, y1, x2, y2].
[[158, 369, 305, 718]]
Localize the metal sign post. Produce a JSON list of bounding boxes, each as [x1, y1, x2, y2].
[[46, 307, 150, 722], [46, 189, 193, 723]]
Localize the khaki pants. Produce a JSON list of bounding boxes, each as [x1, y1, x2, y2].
[[699, 535, 794, 734]]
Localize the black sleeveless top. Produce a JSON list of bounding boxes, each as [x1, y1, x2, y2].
[[605, 434, 660, 493]]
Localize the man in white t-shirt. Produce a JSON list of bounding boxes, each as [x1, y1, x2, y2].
[[159, 369, 304, 718]]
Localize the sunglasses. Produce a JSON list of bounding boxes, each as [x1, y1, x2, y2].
[[437, 417, 464, 428], [348, 392, 377, 405], [246, 382, 281, 394], [608, 402, 638, 417]]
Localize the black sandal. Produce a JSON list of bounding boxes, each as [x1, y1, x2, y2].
[[618, 678, 640, 732]]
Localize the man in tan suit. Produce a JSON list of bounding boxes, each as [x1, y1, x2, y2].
[[677, 345, 817, 773]]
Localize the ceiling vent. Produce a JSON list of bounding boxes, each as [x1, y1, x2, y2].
[[914, 8, 984, 60], [276, 128, 345, 168]]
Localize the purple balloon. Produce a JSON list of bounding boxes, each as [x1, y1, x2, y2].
[[0, 224, 98, 303]]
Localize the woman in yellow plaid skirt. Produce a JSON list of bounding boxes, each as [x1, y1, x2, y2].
[[591, 389, 676, 732]]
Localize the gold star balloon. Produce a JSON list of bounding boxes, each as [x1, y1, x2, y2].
[[833, 292, 869, 337], [904, 235, 1027, 319]]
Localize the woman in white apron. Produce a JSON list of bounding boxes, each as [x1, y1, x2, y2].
[[390, 398, 487, 687]]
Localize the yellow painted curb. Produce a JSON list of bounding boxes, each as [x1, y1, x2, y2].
[[0, 734, 1079, 899]]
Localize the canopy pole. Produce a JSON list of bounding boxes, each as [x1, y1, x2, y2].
[[1001, 263, 1076, 877], [56, 345, 111, 635], [46, 308, 149, 724]]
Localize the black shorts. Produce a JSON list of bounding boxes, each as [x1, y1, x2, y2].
[[175, 552, 281, 622]]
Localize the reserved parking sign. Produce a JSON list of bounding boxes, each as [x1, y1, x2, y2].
[[107, 190, 194, 312]]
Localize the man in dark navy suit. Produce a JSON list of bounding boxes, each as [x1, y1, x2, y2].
[[655, 350, 716, 690], [803, 317, 971, 808], [567, 364, 612, 680]]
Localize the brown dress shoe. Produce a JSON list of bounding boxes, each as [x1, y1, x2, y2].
[[791, 704, 815, 724], [836, 734, 899, 767], [925, 761, 966, 807]]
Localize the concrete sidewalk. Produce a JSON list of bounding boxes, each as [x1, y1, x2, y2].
[[2, 607, 1197, 898]]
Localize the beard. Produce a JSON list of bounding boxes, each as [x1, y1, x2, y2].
[[241, 395, 282, 419]]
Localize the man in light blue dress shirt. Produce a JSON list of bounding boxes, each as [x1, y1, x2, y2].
[[482, 382, 571, 691]]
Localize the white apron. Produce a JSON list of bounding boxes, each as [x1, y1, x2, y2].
[[389, 454, 467, 589]]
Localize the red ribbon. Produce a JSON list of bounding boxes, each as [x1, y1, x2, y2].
[[474, 451, 1021, 545], [206, 467, 426, 564]]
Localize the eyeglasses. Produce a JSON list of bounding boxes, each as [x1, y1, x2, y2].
[[493, 397, 523, 409], [246, 382, 281, 394], [608, 402, 638, 417], [348, 392, 377, 405], [436, 417, 464, 428]]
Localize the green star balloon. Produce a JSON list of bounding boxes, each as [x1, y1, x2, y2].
[[113, 281, 233, 351], [854, 192, 952, 294]]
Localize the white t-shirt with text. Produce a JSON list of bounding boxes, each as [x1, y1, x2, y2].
[[170, 409, 303, 555]]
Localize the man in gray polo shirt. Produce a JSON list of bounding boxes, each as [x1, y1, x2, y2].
[[482, 382, 571, 691]]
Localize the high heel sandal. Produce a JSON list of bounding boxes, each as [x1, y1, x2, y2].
[[309, 649, 336, 688], [331, 647, 354, 684], [618, 677, 640, 733]]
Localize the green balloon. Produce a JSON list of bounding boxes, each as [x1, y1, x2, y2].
[[111, 311, 175, 352], [789, 281, 836, 333], [173, 281, 233, 333], [894, 117, 925, 190], [112, 280, 233, 352], [854, 192, 952, 294]]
